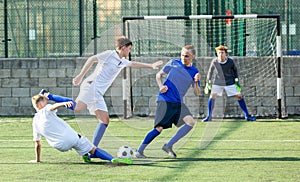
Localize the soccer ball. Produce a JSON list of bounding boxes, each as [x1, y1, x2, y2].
[[117, 146, 133, 159]]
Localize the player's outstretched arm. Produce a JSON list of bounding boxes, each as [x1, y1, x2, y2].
[[73, 55, 98, 86], [130, 60, 163, 69], [50, 101, 74, 111]]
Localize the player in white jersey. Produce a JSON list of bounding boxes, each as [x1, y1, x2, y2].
[[30, 94, 132, 164], [39, 37, 163, 157]]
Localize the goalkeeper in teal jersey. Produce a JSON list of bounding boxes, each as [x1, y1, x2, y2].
[[203, 45, 256, 122]]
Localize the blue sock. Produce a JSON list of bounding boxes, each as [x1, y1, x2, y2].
[[47, 94, 76, 110], [166, 124, 193, 146], [137, 128, 160, 153], [207, 98, 215, 118], [47, 93, 72, 102], [92, 123, 108, 147], [92, 148, 113, 161], [238, 98, 249, 118]]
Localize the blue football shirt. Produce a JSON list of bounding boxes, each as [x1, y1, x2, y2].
[[157, 59, 199, 103]]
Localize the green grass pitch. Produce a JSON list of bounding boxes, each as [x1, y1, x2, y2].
[[0, 116, 299, 182]]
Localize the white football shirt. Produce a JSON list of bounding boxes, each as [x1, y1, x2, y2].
[[84, 50, 132, 95], [32, 104, 79, 152]]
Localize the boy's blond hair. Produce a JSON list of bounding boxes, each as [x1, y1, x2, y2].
[[31, 94, 46, 111], [215, 45, 228, 53]]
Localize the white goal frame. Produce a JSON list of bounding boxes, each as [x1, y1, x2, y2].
[[122, 14, 283, 119]]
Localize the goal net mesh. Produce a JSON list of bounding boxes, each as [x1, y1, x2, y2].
[[124, 16, 285, 118]]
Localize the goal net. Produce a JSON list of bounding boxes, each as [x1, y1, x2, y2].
[[122, 14, 285, 119]]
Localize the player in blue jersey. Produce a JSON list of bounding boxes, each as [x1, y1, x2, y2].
[[202, 45, 256, 122], [135, 45, 200, 158], [30, 94, 132, 164]]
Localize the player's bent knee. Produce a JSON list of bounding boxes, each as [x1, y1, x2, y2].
[[236, 94, 243, 100], [155, 126, 163, 132], [74, 101, 87, 112], [210, 93, 217, 99], [183, 115, 195, 126]]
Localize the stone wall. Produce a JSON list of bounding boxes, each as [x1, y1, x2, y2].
[[0, 57, 299, 117]]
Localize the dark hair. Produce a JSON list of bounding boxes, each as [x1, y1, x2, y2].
[[115, 36, 132, 50]]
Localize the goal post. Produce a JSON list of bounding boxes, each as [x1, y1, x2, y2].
[[122, 14, 284, 119]]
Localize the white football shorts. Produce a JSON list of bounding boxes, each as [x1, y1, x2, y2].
[[76, 80, 108, 115], [211, 84, 240, 97], [73, 136, 94, 156]]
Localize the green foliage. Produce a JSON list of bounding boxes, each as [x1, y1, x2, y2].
[[0, 117, 299, 182]]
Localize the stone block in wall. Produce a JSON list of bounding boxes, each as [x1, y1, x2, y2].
[[133, 76, 150, 87], [48, 59, 58, 68], [295, 106, 300, 115], [284, 87, 294, 96], [256, 86, 276, 97], [286, 96, 300, 106], [149, 76, 157, 87], [2, 78, 20, 87], [291, 66, 300, 76], [141, 87, 157, 97], [132, 86, 142, 96], [287, 77, 300, 86], [2, 98, 18, 106], [286, 106, 295, 115], [20, 97, 32, 107], [11, 59, 38, 69], [57, 58, 76, 68], [39, 78, 57, 87], [57, 77, 73, 87], [66, 68, 76, 78], [12, 88, 30, 97], [1, 106, 19, 115], [0, 88, 11, 97], [30, 69, 48, 78], [108, 106, 123, 116], [39, 58, 57, 68], [12, 69, 30, 78], [242, 86, 257, 97], [133, 96, 149, 107], [48, 69, 66, 78], [110, 96, 124, 108], [110, 87, 122, 97], [257, 106, 276, 117], [295, 86, 300, 96], [1, 59, 15, 68], [20, 78, 39, 88], [19, 106, 36, 116], [0, 69, 11, 78]]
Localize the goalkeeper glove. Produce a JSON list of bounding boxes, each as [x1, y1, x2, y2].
[[204, 81, 212, 95], [234, 78, 242, 92]]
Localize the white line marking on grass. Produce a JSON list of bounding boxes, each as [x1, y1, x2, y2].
[[1, 139, 300, 142], [197, 140, 300, 143]]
